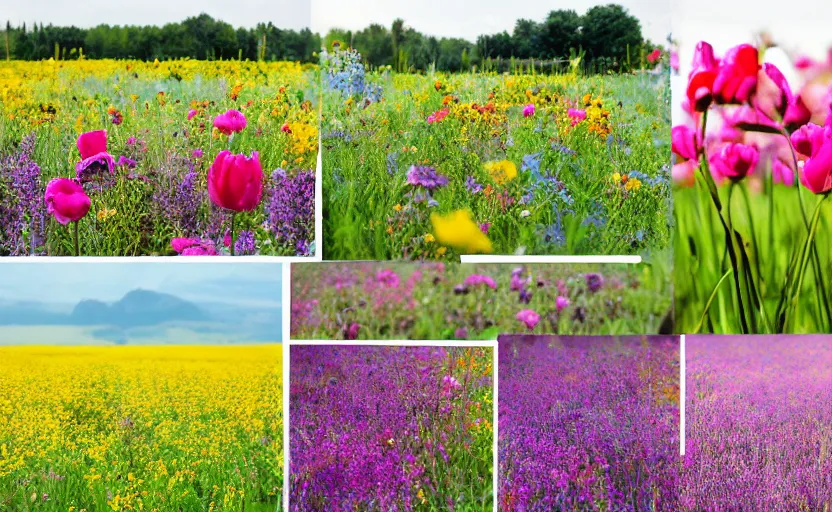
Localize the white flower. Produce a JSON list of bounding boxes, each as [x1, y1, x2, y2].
[[520, 209, 531, 217]]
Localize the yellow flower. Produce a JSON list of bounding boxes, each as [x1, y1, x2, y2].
[[484, 160, 517, 185], [424, 233, 435, 243], [612, 172, 621, 183], [625, 178, 642, 191], [393, 204, 402, 212], [430, 210, 492, 254]]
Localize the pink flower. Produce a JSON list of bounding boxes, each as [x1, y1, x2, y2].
[[344, 322, 361, 340], [427, 108, 449, 124], [171, 237, 218, 256], [479, 222, 490, 234], [207, 150, 264, 211], [771, 159, 796, 186], [756, 63, 811, 129], [567, 108, 587, 126], [792, 123, 832, 193], [672, 160, 698, 188], [442, 375, 462, 393], [671, 125, 700, 160], [647, 49, 661, 64], [556, 296, 570, 312], [223, 229, 232, 248], [708, 143, 760, 182], [212, 109, 247, 135], [687, 41, 720, 112], [516, 309, 540, 331], [75, 130, 115, 182], [713, 44, 759, 106], [670, 51, 680, 72], [376, 269, 400, 288], [187, 109, 198, 120], [464, 274, 497, 290], [522, 104, 535, 117], [791, 123, 830, 158], [44, 178, 91, 225]]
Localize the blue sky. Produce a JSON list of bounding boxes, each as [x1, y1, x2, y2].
[[0, 263, 282, 306]]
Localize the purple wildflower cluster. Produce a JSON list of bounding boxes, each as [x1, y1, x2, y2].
[[406, 166, 448, 190], [153, 155, 204, 237], [267, 169, 315, 252], [0, 134, 46, 255], [499, 336, 680, 512], [290, 345, 493, 511], [683, 336, 832, 510]]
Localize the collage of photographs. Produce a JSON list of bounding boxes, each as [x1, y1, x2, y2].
[[0, 0, 831, 510]]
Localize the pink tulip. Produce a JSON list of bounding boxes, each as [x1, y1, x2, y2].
[[756, 63, 811, 129], [708, 142, 760, 182], [671, 125, 700, 160], [187, 109, 198, 120], [567, 108, 587, 126], [213, 109, 247, 135], [75, 130, 114, 182], [713, 44, 759, 106], [516, 309, 540, 331], [791, 123, 829, 158], [522, 104, 535, 117], [171, 237, 218, 256], [207, 150, 264, 211], [556, 296, 570, 312], [44, 178, 91, 225], [802, 140, 832, 194], [686, 41, 720, 112], [771, 159, 796, 186]]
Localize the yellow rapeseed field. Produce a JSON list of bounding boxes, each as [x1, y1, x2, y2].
[[0, 345, 282, 511]]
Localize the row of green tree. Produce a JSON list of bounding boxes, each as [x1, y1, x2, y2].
[[326, 4, 664, 73], [1, 14, 320, 62]]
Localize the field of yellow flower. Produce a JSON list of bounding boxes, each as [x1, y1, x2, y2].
[[0, 59, 317, 256], [0, 345, 282, 511], [321, 48, 671, 259]]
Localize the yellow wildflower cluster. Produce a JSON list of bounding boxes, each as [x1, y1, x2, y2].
[[0, 345, 282, 510]]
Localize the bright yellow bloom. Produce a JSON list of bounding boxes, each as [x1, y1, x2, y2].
[[393, 204, 403, 212], [424, 233, 435, 243], [430, 210, 492, 254], [625, 178, 642, 191], [612, 172, 621, 183], [484, 160, 517, 185]]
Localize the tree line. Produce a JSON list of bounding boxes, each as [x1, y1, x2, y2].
[[2, 4, 664, 73]]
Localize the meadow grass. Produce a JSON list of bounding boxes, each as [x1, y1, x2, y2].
[[0, 59, 317, 256], [322, 67, 671, 260], [0, 345, 282, 511]]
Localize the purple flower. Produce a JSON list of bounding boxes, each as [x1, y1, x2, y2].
[[516, 309, 539, 330], [556, 295, 570, 311], [0, 133, 46, 255], [464, 274, 497, 290], [376, 269, 400, 288], [465, 175, 483, 194], [267, 169, 315, 255], [454, 327, 468, 339], [116, 156, 137, 169], [192, 148, 204, 159], [406, 165, 448, 190], [343, 322, 361, 340], [585, 273, 605, 293], [234, 230, 256, 255], [76, 153, 115, 185]]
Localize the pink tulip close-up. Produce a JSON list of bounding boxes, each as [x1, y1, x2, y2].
[[686, 41, 720, 112], [207, 150, 264, 211], [44, 178, 91, 225], [708, 142, 760, 182], [672, 125, 700, 160], [213, 109, 247, 135], [75, 130, 115, 182], [713, 44, 759, 106]]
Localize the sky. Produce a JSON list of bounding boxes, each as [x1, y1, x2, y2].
[[312, 0, 670, 44], [4, 0, 668, 44], [3, 0, 312, 31], [0, 263, 282, 306]]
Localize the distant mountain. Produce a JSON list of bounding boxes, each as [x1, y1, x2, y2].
[[70, 289, 205, 327]]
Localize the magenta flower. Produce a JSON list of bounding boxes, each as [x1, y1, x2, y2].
[[344, 322, 361, 340], [713, 44, 759, 106], [75, 130, 115, 183], [771, 159, 796, 186], [516, 309, 540, 331], [454, 327, 468, 339], [427, 108, 449, 124], [213, 109, 247, 135], [376, 269, 401, 288], [756, 63, 811, 129], [187, 109, 198, 120], [567, 108, 587, 126], [44, 178, 91, 225], [464, 274, 497, 290], [522, 104, 535, 117], [709, 143, 760, 182], [687, 41, 720, 112], [171, 237, 219, 256], [442, 375, 462, 393], [671, 125, 700, 161], [795, 125, 832, 194], [208, 150, 264, 211], [556, 296, 570, 312]]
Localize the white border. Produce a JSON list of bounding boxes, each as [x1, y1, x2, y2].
[[284, 339, 498, 512], [680, 334, 686, 457], [460, 255, 642, 264]]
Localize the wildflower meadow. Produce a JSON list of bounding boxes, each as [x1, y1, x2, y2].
[[321, 48, 671, 259], [673, 41, 832, 333], [499, 335, 680, 511], [683, 335, 832, 510], [0, 59, 317, 256], [290, 345, 493, 511], [290, 261, 672, 340], [0, 345, 283, 511]]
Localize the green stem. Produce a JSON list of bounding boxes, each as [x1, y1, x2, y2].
[[694, 268, 734, 334], [785, 194, 828, 331], [230, 212, 236, 256], [73, 221, 79, 257]]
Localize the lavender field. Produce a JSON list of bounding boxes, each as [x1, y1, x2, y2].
[[289, 345, 493, 511], [684, 336, 832, 511], [499, 335, 680, 511]]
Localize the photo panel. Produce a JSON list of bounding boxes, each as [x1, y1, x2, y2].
[[0, 262, 284, 510], [288, 342, 496, 511], [291, 260, 673, 340], [498, 335, 681, 511], [319, 0, 672, 260], [682, 335, 832, 510]]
